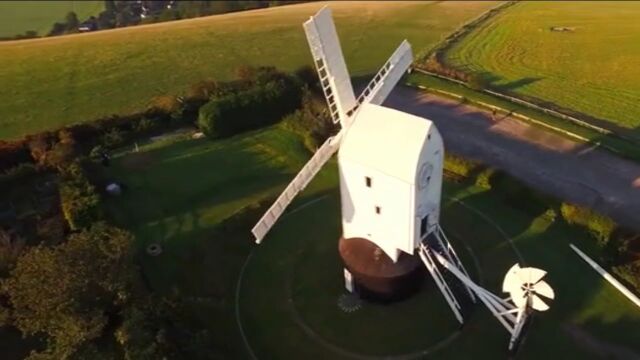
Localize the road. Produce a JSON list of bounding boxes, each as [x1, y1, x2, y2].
[[385, 86, 640, 231]]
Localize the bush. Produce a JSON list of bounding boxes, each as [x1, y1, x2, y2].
[[0, 140, 31, 172], [443, 153, 480, 178], [198, 74, 302, 139], [560, 203, 617, 245], [475, 167, 495, 189], [612, 260, 640, 294], [45, 141, 76, 169], [59, 162, 101, 231], [102, 128, 127, 149], [279, 88, 336, 152], [0, 163, 38, 190]]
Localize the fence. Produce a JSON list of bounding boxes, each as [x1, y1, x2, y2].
[[411, 69, 640, 153]]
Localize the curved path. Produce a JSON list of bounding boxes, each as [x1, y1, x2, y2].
[[236, 195, 519, 359], [386, 86, 640, 231]]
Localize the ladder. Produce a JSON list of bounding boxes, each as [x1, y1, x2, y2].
[[314, 58, 341, 124], [355, 40, 413, 107], [434, 225, 477, 303], [418, 243, 464, 324]]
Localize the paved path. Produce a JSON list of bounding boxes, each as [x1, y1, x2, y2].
[[385, 86, 640, 231]]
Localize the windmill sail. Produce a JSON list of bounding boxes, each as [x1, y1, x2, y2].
[[252, 132, 343, 243], [252, 7, 415, 244], [304, 7, 357, 126], [356, 40, 413, 106]]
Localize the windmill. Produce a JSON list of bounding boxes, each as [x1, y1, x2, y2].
[[250, 6, 554, 352]]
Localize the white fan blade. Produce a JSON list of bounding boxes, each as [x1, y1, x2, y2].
[[251, 132, 342, 243], [304, 7, 357, 126], [356, 40, 413, 107], [502, 263, 522, 293], [532, 280, 555, 300], [510, 285, 528, 309], [530, 294, 550, 312], [518, 267, 547, 285]]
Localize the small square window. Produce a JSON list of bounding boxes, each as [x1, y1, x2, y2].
[[365, 177, 372, 187], [375, 206, 381, 214]]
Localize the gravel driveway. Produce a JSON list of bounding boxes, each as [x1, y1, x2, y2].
[[385, 86, 640, 231]]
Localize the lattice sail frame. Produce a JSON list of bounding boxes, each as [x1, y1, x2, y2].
[[251, 6, 412, 243]]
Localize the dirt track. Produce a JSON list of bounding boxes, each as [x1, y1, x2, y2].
[[385, 86, 640, 231]]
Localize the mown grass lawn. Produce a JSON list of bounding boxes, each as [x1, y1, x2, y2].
[[240, 181, 640, 359], [444, 1, 640, 134], [100, 126, 337, 356], [0, 1, 103, 38], [0, 1, 500, 140], [102, 126, 640, 358]]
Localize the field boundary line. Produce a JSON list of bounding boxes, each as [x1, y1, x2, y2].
[[416, 1, 516, 62], [407, 82, 628, 156], [413, 68, 631, 140]]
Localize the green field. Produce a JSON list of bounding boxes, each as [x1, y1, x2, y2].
[[0, 1, 103, 38], [0, 1, 500, 140], [444, 1, 640, 134], [98, 127, 640, 358]]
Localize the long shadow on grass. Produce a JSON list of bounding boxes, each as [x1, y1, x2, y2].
[[460, 183, 640, 355]]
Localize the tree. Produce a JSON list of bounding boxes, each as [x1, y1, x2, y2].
[[115, 11, 133, 27], [59, 162, 101, 230], [104, 0, 117, 14], [1, 223, 135, 358], [97, 10, 115, 29], [198, 73, 302, 139], [65, 12, 79, 32]]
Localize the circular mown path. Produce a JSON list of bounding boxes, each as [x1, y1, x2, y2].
[[236, 194, 521, 359]]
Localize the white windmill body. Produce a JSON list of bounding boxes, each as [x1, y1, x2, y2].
[[338, 104, 444, 263], [250, 6, 554, 352]]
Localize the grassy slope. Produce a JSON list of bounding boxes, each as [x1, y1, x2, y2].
[[101, 126, 640, 358], [0, 1, 104, 37], [444, 1, 640, 133], [0, 1, 500, 140]]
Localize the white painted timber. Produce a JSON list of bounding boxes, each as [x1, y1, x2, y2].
[[357, 40, 413, 106], [419, 244, 464, 324], [570, 243, 640, 309], [339, 103, 444, 259], [251, 133, 341, 243], [303, 6, 356, 126]]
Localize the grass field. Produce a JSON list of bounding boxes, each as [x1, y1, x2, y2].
[[96, 126, 640, 358], [0, 1, 500, 140], [0, 1, 103, 38], [444, 1, 640, 134]]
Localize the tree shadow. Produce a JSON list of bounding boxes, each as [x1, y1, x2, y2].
[[475, 70, 543, 92]]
